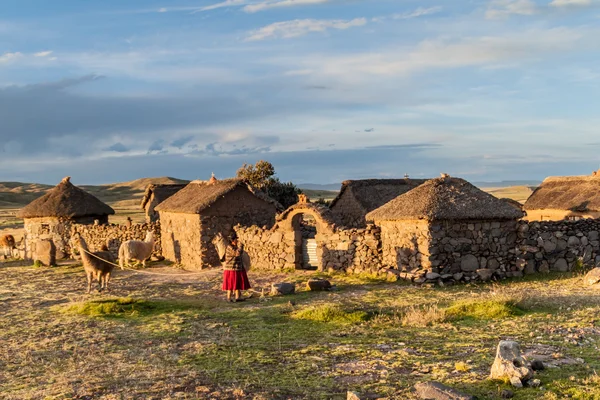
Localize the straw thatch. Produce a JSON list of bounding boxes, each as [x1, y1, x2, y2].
[[140, 183, 187, 210], [524, 175, 600, 212], [330, 179, 427, 212], [155, 178, 280, 214], [366, 176, 524, 221], [17, 177, 115, 219]]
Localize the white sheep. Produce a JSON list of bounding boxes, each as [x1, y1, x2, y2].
[[119, 231, 155, 269]]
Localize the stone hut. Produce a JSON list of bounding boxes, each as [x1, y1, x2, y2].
[[140, 183, 187, 222], [330, 178, 427, 228], [366, 175, 524, 281], [155, 176, 279, 270], [17, 176, 115, 259], [524, 171, 600, 221]]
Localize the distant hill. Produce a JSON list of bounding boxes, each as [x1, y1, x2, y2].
[[0, 177, 189, 210]]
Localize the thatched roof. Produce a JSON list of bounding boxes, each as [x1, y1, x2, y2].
[[155, 178, 280, 214], [366, 176, 524, 221], [501, 198, 524, 211], [524, 174, 600, 212], [140, 183, 187, 209], [17, 177, 115, 219], [330, 178, 428, 212]]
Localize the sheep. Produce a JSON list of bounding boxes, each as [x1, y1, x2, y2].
[[0, 234, 16, 257], [119, 231, 154, 269], [72, 234, 116, 293]]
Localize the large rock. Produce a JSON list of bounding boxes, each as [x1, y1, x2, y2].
[[461, 255, 479, 272], [476, 269, 493, 282], [584, 268, 600, 286], [414, 382, 477, 400], [307, 278, 332, 291], [553, 258, 569, 272], [490, 341, 533, 387], [270, 283, 295, 296], [34, 239, 56, 267]]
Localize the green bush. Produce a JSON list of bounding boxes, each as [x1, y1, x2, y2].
[[445, 298, 524, 321], [292, 304, 370, 324]]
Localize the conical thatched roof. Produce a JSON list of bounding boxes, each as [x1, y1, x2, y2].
[[366, 176, 524, 221], [17, 177, 115, 219], [330, 178, 428, 212], [155, 177, 280, 214], [524, 174, 600, 212]]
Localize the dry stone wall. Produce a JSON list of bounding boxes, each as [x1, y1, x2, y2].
[[517, 219, 600, 273], [72, 222, 161, 259]]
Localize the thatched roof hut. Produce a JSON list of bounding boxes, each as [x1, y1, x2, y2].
[[17, 177, 114, 219], [523, 172, 600, 220], [141, 183, 187, 222], [330, 178, 427, 227], [367, 176, 524, 222]]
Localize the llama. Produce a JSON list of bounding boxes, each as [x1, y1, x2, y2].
[[0, 234, 16, 258], [119, 231, 154, 269], [72, 234, 116, 293]]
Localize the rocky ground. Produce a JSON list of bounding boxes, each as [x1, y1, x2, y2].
[[2, 261, 600, 399]]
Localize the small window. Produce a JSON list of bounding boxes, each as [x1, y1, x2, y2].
[[40, 224, 50, 234]]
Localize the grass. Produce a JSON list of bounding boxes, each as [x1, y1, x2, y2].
[[4, 265, 600, 399]]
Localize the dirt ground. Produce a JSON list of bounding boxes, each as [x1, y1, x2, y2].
[[2, 262, 600, 400]]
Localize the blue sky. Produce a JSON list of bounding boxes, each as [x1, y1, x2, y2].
[[1, 0, 600, 184]]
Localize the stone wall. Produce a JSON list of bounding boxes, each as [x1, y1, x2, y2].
[[378, 219, 519, 283], [516, 219, 600, 273], [159, 212, 202, 269], [72, 222, 161, 259], [235, 227, 297, 270], [319, 225, 382, 274]]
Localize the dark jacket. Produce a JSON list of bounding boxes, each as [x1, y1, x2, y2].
[[222, 243, 244, 271]]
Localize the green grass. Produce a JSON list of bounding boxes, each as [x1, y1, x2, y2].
[[445, 298, 525, 321], [59, 297, 202, 318], [291, 304, 371, 324]]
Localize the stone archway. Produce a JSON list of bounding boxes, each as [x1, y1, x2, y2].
[[276, 201, 336, 271]]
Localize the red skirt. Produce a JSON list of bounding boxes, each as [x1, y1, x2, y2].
[[222, 269, 251, 291]]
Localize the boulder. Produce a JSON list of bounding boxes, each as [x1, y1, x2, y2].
[[414, 382, 476, 400], [500, 390, 514, 399], [307, 278, 332, 291], [461, 255, 479, 272], [476, 269, 494, 282], [583, 268, 600, 286], [34, 239, 56, 267], [553, 258, 569, 272], [490, 341, 533, 387], [530, 359, 545, 371], [270, 283, 295, 296], [426, 272, 441, 280]]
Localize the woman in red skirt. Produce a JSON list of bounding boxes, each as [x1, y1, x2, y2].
[[221, 233, 251, 302]]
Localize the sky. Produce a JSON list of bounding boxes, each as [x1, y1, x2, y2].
[[1, 0, 600, 185]]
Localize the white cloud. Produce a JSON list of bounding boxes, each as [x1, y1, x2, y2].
[[34, 51, 53, 57], [244, 0, 331, 13], [550, 0, 593, 7], [392, 6, 443, 20], [486, 0, 537, 19], [196, 0, 247, 12], [0, 52, 23, 64], [246, 18, 367, 41]]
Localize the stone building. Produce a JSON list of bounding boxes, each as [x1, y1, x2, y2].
[[524, 171, 600, 221], [155, 176, 279, 270], [140, 183, 187, 222], [366, 175, 524, 281], [330, 178, 427, 228], [17, 176, 115, 259]]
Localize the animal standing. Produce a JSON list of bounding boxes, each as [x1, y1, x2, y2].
[[119, 231, 155, 269], [0, 234, 16, 258], [73, 234, 116, 293]]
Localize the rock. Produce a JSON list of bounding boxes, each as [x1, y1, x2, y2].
[[307, 278, 332, 291], [583, 268, 600, 286], [500, 390, 514, 399], [553, 258, 569, 272], [34, 239, 56, 267], [453, 273, 464, 281], [426, 272, 441, 280], [270, 283, 295, 296], [476, 269, 493, 282], [568, 236, 581, 247], [543, 241, 557, 252], [461, 255, 479, 272], [509, 377, 523, 388], [488, 259, 500, 270], [530, 359, 545, 371], [490, 341, 533, 386], [347, 391, 361, 400], [528, 379, 541, 388], [539, 261, 550, 274], [414, 381, 476, 400]]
